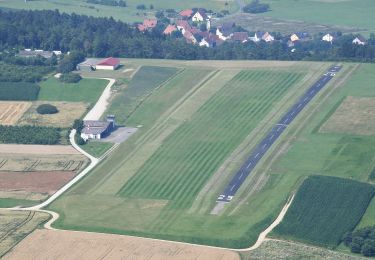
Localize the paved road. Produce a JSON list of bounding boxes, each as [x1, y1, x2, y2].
[[217, 65, 342, 203]]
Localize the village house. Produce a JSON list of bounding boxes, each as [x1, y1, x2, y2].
[[262, 32, 275, 42], [138, 19, 158, 32], [250, 32, 264, 42], [163, 24, 177, 35], [17, 49, 61, 59], [176, 20, 192, 35], [322, 33, 334, 43], [179, 9, 193, 19], [81, 115, 116, 141], [290, 32, 310, 43], [232, 32, 249, 43], [191, 9, 208, 22], [216, 22, 235, 41], [199, 34, 223, 48], [352, 35, 366, 45], [183, 30, 198, 44]]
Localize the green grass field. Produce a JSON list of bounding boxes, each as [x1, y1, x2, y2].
[[38, 77, 108, 104], [80, 141, 114, 158], [0, 0, 237, 23], [273, 176, 374, 248], [257, 0, 375, 33], [120, 70, 302, 209], [0, 198, 36, 208], [106, 66, 179, 124]]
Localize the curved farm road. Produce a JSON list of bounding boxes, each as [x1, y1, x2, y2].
[[84, 77, 116, 121]]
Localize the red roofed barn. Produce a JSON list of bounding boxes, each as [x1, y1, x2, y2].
[[96, 57, 120, 70], [138, 19, 158, 32], [163, 24, 177, 35], [179, 9, 193, 18]]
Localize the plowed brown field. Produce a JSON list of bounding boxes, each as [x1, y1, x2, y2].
[[0, 171, 76, 195]]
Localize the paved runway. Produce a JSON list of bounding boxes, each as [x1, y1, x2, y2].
[[217, 65, 342, 203]]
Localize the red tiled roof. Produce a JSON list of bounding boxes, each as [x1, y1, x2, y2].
[[176, 20, 191, 31], [163, 24, 177, 35], [138, 24, 146, 32], [179, 9, 193, 17], [97, 57, 120, 67], [143, 19, 158, 28]]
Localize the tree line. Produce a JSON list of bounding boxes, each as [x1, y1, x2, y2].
[[1, 9, 375, 62], [0, 125, 60, 145]]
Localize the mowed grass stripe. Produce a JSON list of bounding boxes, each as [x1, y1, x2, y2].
[[119, 70, 303, 207], [123, 71, 267, 197], [129, 71, 300, 203], [121, 71, 298, 202]]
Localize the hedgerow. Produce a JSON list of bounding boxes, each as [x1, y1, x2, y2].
[[0, 82, 40, 100], [0, 125, 60, 144]]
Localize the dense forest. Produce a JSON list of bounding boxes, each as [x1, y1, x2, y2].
[[0, 9, 375, 62]]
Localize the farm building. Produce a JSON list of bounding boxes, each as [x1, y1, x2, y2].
[[81, 115, 116, 140], [95, 57, 121, 70], [76, 58, 100, 71], [17, 49, 61, 59], [77, 57, 120, 71]]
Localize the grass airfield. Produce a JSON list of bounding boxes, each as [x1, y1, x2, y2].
[[47, 59, 374, 248]]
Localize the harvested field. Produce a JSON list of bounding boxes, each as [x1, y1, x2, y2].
[[0, 190, 48, 202], [320, 96, 375, 136], [0, 154, 88, 172], [0, 171, 76, 195], [0, 210, 49, 258], [4, 229, 240, 260], [18, 101, 88, 127], [0, 101, 31, 125], [0, 144, 80, 155]]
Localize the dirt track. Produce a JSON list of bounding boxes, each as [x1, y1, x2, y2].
[[0, 171, 76, 195], [0, 144, 80, 155], [4, 229, 240, 260]]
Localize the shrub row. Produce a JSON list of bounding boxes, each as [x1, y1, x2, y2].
[[0, 62, 53, 82], [0, 82, 40, 100], [0, 125, 61, 145]]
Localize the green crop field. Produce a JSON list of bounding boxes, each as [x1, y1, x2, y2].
[[0, 0, 237, 23], [106, 66, 179, 124], [48, 60, 337, 248], [38, 77, 108, 104], [0, 82, 40, 101], [256, 0, 375, 34], [273, 176, 374, 248]]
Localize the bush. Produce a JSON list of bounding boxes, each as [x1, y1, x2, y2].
[[243, 0, 270, 13], [343, 226, 375, 256], [36, 104, 59, 114], [0, 125, 60, 145], [59, 73, 82, 83], [0, 82, 40, 101]]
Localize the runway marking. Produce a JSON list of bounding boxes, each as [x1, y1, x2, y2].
[[270, 134, 274, 140], [262, 143, 267, 149], [304, 97, 308, 102], [246, 163, 252, 169], [255, 153, 260, 159], [230, 185, 236, 191], [239, 172, 243, 179]]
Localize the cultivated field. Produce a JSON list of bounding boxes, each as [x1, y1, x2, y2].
[[49, 60, 339, 248], [0, 210, 49, 258], [38, 78, 108, 104], [106, 66, 179, 124], [0, 0, 237, 23], [242, 239, 364, 260], [0, 144, 80, 155], [4, 229, 240, 260], [18, 101, 88, 128], [0, 102, 31, 125], [273, 176, 375, 248], [257, 0, 375, 34], [0, 154, 87, 172], [0, 171, 77, 195], [320, 96, 375, 136]]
